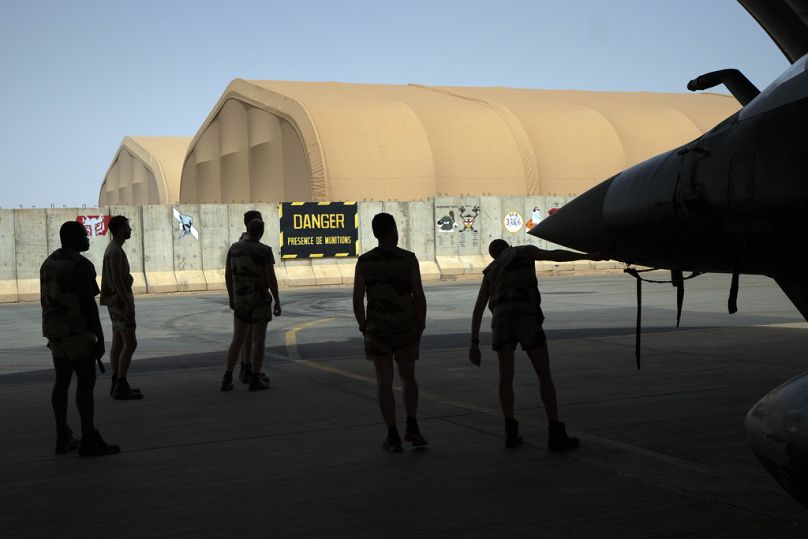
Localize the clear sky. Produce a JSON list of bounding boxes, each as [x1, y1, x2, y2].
[[0, 0, 789, 207]]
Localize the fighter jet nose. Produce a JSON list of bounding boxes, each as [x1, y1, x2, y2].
[[529, 176, 614, 253], [744, 371, 808, 509]]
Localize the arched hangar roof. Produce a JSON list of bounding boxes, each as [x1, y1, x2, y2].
[[180, 80, 740, 202], [100, 136, 190, 205]]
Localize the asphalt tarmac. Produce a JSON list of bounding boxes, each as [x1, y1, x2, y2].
[[3, 272, 808, 537]]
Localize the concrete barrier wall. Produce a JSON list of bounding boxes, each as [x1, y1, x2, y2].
[[0, 195, 603, 301], [0, 210, 17, 302]]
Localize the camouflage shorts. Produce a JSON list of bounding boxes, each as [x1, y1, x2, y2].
[[47, 332, 96, 361], [364, 332, 420, 362], [233, 301, 273, 324], [491, 316, 547, 352], [107, 299, 136, 332]]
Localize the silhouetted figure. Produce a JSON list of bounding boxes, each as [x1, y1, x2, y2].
[[41, 221, 120, 457], [100, 215, 142, 400], [353, 213, 428, 452], [222, 218, 281, 391], [469, 240, 600, 451], [236, 210, 269, 386]]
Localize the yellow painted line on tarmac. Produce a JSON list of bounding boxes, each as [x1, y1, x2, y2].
[[280, 319, 789, 487], [283, 317, 491, 413], [284, 317, 336, 360]]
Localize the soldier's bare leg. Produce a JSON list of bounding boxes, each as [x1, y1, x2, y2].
[[248, 321, 268, 374], [226, 319, 250, 371], [373, 358, 396, 427], [116, 329, 137, 378], [51, 355, 73, 432], [526, 345, 559, 422], [496, 349, 516, 419], [396, 360, 419, 418], [73, 355, 97, 437], [110, 332, 122, 377]]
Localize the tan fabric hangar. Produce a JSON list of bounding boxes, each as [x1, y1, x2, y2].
[[99, 136, 190, 205], [101, 80, 741, 205]]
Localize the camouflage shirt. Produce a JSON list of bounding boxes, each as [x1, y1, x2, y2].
[[357, 246, 419, 336], [227, 238, 275, 305], [99, 241, 134, 306], [40, 248, 101, 339], [483, 245, 544, 327]]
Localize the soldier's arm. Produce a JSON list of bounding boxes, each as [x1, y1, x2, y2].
[[265, 263, 281, 316], [225, 249, 234, 308], [411, 258, 427, 335], [469, 278, 490, 367], [470, 278, 489, 343], [352, 264, 366, 333], [525, 244, 602, 262], [76, 261, 105, 349]]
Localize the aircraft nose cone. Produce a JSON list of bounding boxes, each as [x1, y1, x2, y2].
[[529, 177, 614, 253], [744, 371, 808, 509]]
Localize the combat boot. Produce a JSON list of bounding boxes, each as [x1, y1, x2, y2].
[[548, 421, 579, 452], [505, 418, 523, 448]]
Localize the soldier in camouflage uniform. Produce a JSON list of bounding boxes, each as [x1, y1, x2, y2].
[[221, 218, 281, 392], [469, 239, 600, 452], [353, 213, 428, 452], [100, 215, 143, 400], [235, 210, 269, 386], [41, 221, 120, 457]]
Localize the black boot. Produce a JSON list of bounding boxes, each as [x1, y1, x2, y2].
[[505, 418, 523, 448], [548, 421, 579, 452], [382, 427, 403, 453], [78, 429, 121, 457], [404, 416, 428, 447], [248, 372, 270, 391], [221, 371, 234, 392], [55, 427, 79, 454], [239, 362, 251, 384]]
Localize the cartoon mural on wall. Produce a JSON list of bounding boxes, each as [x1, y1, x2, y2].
[[172, 208, 199, 240], [436, 211, 457, 232], [458, 206, 480, 232], [504, 211, 523, 234], [525, 207, 542, 230], [76, 215, 110, 237]]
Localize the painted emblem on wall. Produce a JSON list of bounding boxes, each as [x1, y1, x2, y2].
[[458, 205, 480, 232], [525, 207, 542, 230], [172, 208, 199, 240], [503, 211, 523, 233], [76, 215, 110, 237], [548, 206, 559, 216], [436, 211, 457, 232]]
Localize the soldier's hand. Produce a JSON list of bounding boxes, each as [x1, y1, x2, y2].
[[93, 340, 106, 360], [274, 303, 282, 316], [469, 343, 481, 367]]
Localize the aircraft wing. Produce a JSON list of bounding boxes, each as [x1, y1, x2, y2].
[[739, 0, 808, 62]]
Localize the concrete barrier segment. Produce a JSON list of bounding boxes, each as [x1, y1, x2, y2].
[[311, 258, 342, 286], [336, 258, 357, 285], [199, 204, 229, 291], [141, 205, 177, 293], [0, 210, 18, 302], [357, 201, 383, 256], [14, 209, 47, 301], [171, 204, 207, 292], [284, 259, 317, 287]]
